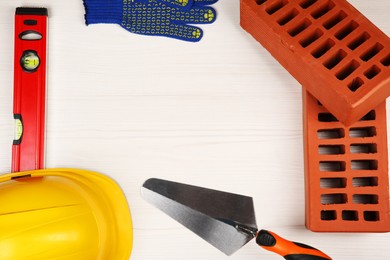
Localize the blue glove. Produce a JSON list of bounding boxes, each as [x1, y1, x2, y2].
[[83, 0, 218, 42]]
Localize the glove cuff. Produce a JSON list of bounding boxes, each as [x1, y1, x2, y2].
[[83, 0, 123, 25]]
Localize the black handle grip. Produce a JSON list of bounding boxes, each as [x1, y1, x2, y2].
[[284, 254, 332, 260], [256, 230, 332, 260]]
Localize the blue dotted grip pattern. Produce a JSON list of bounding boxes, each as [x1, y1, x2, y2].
[[83, 0, 218, 42]]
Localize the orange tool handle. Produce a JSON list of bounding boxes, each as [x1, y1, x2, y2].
[[256, 230, 332, 260]]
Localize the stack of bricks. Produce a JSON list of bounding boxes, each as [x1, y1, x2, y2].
[[303, 91, 389, 231], [241, 0, 390, 232]]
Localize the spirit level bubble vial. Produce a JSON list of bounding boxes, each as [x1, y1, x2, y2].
[[12, 7, 48, 172], [20, 50, 40, 72]]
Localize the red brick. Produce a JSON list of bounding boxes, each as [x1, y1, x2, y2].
[[241, 0, 390, 126], [303, 90, 389, 232]]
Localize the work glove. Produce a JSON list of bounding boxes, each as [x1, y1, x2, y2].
[[83, 0, 218, 42]]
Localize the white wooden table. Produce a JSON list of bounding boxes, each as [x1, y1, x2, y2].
[[0, 1, 388, 259]]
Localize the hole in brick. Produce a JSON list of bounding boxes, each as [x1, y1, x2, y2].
[[256, 0, 267, 5], [266, 0, 288, 15], [311, 0, 335, 19], [350, 143, 377, 154], [320, 161, 346, 172], [323, 49, 347, 69], [278, 8, 299, 26], [317, 128, 344, 139], [353, 194, 378, 204], [299, 0, 317, 9], [321, 193, 347, 204], [348, 77, 364, 92], [359, 110, 376, 121], [352, 177, 378, 187], [318, 145, 345, 155], [348, 32, 371, 50], [312, 39, 335, 58], [318, 112, 338, 122], [300, 29, 323, 47], [360, 43, 384, 62], [351, 160, 378, 170], [364, 211, 380, 221], [320, 178, 347, 188], [288, 18, 312, 37], [323, 10, 347, 29], [342, 210, 359, 221], [335, 21, 359, 40], [336, 60, 360, 80], [321, 210, 337, 220], [364, 65, 381, 79], [381, 53, 390, 66], [349, 127, 376, 138]]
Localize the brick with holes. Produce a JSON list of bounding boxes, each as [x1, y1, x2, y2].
[[303, 90, 389, 232], [241, 0, 390, 126]]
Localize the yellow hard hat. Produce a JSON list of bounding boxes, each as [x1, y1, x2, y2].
[[0, 168, 132, 260]]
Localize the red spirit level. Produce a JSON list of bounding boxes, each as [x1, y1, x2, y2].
[[12, 7, 48, 172]]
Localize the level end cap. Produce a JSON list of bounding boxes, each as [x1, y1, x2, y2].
[[16, 7, 48, 16]]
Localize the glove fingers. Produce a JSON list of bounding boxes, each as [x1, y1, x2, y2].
[[136, 0, 194, 9], [173, 6, 216, 24], [123, 22, 203, 42], [160, 0, 194, 9], [165, 23, 203, 41]]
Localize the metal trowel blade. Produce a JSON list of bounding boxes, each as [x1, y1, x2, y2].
[[141, 178, 258, 256]]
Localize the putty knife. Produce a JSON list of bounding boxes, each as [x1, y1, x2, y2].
[[141, 178, 331, 259]]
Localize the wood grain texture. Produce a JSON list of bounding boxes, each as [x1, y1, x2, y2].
[[0, 0, 388, 259]]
